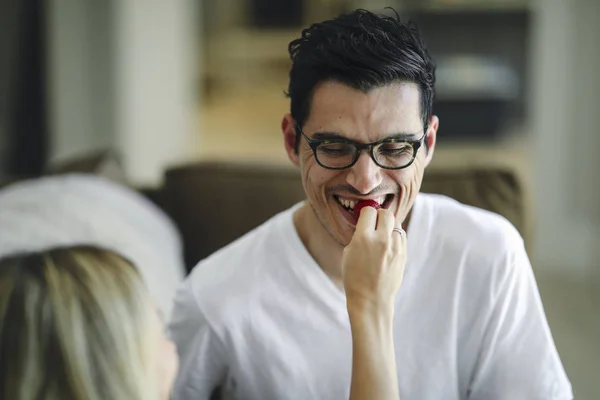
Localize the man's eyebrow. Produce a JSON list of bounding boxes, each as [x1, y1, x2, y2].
[[310, 132, 350, 141], [310, 131, 422, 142]]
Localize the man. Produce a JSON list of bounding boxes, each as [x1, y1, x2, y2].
[[169, 9, 572, 400]]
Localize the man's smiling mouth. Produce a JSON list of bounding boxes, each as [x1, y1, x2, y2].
[[333, 194, 394, 212]]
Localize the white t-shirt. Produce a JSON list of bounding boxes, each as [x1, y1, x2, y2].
[[169, 193, 572, 400]]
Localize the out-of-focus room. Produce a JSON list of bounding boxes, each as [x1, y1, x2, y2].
[[1, 0, 598, 397]]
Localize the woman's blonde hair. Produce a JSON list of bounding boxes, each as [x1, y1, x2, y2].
[[0, 245, 159, 400]]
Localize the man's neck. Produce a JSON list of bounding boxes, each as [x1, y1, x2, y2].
[[293, 202, 413, 291], [293, 204, 346, 289]]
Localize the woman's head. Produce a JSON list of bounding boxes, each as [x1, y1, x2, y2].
[[0, 245, 178, 400]]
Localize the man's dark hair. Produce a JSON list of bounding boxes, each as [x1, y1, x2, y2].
[[286, 8, 436, 152]]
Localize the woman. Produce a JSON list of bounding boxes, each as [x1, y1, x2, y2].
[[0, 207, 404, 400], [0, 245, 179, 400]]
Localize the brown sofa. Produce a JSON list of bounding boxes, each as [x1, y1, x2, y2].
[[147, 161, 529, 272]]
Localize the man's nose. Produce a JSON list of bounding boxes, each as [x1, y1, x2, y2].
[[345, 152, 383, 194]]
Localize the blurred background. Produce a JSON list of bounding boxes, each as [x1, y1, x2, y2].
[[1, 0, 598, 397]]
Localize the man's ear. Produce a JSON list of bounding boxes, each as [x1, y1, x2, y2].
[[423, 115, 439, 167], [282, 113, 300, 167]]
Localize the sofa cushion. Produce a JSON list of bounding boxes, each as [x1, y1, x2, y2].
[[164, 162, 305, 268]]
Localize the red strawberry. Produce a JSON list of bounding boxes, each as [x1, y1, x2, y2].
[[354, 199, 381, 217]]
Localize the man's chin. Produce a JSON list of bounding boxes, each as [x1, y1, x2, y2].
[[329, 222, 355, 248]]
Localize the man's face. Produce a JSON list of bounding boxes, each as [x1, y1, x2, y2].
[[283, 81, 438, 246]]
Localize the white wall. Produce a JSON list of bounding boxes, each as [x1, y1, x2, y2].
[[47, 1, 199, 186], [114, 1, 198, 185], [530, 0, 600, 281], [47, 1, 117, 161]]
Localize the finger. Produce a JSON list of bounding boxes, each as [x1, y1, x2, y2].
[[375, 208, 395, 234], [391, 226, 406, 254], [355, 206, 378, 234], [341, 246, 351, 273]]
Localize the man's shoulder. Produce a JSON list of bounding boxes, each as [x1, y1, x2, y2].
[[418, 194, 529, 299], [192, 210, 289, 281], [181, 207, 296, 323], [422, 193, 524, 255]]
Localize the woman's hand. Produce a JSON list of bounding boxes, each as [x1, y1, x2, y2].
[[343, 206, 407, 400], [342, 206, 407, 312]]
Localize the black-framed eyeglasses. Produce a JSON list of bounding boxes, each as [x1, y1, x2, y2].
[[297, 124, 427, 170]]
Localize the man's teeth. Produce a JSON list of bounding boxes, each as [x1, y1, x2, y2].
[[337, 196, 386, 209], [341, 199, 357, 209]]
